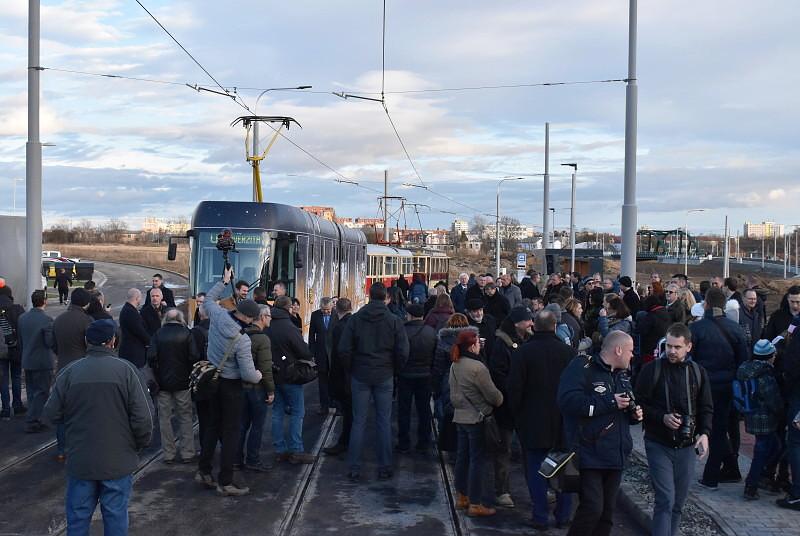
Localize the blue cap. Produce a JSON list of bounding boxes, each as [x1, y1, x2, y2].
[[86, 319, 118, 345], [752, 339, 776, 359]]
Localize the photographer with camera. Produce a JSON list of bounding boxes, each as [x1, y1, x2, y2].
[[634, 323, 712, 536]]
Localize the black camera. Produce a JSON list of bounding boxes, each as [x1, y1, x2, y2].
[[216, 229, 237, 269], [676, 414, 696, 446], [621, 390, 640, 415]]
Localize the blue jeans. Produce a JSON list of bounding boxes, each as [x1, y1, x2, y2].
[[0, 358, 23, 411], [645, 440, 696, 536], [746, 432, 781, 488], [397, 376, 432, 449], [24, 369, 52, 425], [239, 387, 269, 464], [455, 423, 493, 506], [787, 395, 800, 497], [66, 475, 132, 536], [272, 383, 305, 453], [347, 377, 393, 472], [526, 448, 573, 526]]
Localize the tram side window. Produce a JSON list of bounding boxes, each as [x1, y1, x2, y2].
[[384, 255, 397, 277], [401, 257, 413, 275]]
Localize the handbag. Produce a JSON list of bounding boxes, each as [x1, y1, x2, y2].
[[538, 449, 580, 492], [282, 357, 319, 385], [451, 365, 507, 454], [189, 332, 242, 400]]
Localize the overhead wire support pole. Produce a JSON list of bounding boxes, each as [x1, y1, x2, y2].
[[620, 0, 639, 281], [496, 178, 524, 276], [562, 163, 578, 274], [543, 123, 551, 251], [26, 0, 43, 307]]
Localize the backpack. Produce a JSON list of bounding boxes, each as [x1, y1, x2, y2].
[[409, 283, 427, 304], [732, 368, 769, 414], [0, 307, 18, 359]]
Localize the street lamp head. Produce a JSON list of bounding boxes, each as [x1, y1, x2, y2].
[[561, 163, 577, 171]]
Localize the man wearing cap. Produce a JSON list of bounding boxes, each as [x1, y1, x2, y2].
[[197, 265, 262, 496], [488, 305, 533, 508], [466, 299, 496, 359], [484, 282, 511, 325], [45, 319, 153, 535], [618, 276, 641, 318], [397, 303, 437, 452], [737, 340, 783, 501]]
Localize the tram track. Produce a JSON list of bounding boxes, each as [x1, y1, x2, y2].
[[0, 439, 57, 476], [277, 411, 338, 536]]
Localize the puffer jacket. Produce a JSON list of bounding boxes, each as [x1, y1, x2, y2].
[[401, 320, 437, 378], [449, 351, 503, 424], [431, 325, 479, 413], [204, 281, 261, 383], [599, 315, 633, 337], [147, 322, 200, 392], [737, 359, 783, 434], [244, 324, 275, 393], [424, 306, 454, 332]]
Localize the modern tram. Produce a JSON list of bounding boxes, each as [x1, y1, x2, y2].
[[170, 201, 449, 332]]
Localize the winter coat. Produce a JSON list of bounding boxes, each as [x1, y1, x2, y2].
[[0, 295, 24, 362], [465, 284, 486, 304], [737, 359, 784, 435], [739, 305, 764, 353], [484, 292, 511, 325], [17, 308, 55, 371], [337, 299, 409, 385], [498, 283, 523, 309], [146, 322, 200, 392], [269, 307, 313, 385], [562, 311, 584, 351], [424, 306, 454, 333], [666, 300, 689, 325], [507, 332, 575, 450], [468, 314, 496, 361], [54, 272, 72, 290], [431, 325, 479, 411], [329, 313, 352, 401], [204, 281, 261, 383], [243, 324, 275, 393], [689, 311, 749, 387], [450, 283, 469, 313], [140, 304, 164, 337], [558, 353, 640, 470], [191, 319, 209, 361], [401, 320, 437, 378], [637, 306, 672, 360], [623, 288, 641, 317], [598, 315, 633, 337], [45, 344, 153, 481], [409, 281, 429, 304], [488, 324, 527, 428], [144, 285, 176, 308], [518, 277, 540, 300], [449, 351, 503, 425], [635, 358, 714, 448], [53, 305, 92, 370], [118, 302, 151, 368], [764, 308, 796, 342]]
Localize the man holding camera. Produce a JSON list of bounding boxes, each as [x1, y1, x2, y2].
[[635, 323, 713, 536]]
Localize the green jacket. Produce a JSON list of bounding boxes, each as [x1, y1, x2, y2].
[[244, 325, 274, 393]]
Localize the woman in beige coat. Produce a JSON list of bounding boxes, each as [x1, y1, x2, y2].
[[449, 329, 503, 517]]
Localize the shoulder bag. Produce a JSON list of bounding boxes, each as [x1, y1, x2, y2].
[[451, 364, 507, 454], [190, 332, 242, 400]]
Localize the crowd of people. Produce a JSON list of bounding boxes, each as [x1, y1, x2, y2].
[[1, 266, 800, 535]]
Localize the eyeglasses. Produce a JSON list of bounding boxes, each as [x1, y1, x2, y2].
[[666, 290, 676, 295]]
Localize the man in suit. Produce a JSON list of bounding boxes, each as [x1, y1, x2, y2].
[[309, 297, 336, 415], [119, 289, 151, 368]]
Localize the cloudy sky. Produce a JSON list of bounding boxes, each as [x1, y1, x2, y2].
[[0, 0, 798, 235]]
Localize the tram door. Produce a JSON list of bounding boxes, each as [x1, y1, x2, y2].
[[269, 235, 298, 298]]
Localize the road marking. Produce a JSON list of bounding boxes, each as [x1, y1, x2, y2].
[[94, 269, 108, 288]]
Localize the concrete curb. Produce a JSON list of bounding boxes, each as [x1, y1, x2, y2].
[[617, 480, 653, 534]]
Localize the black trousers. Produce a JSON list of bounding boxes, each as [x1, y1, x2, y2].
[[317, 357, 331, 409], [567, 468, 622, 536], [198, 379, 244, 486], [57, 286, 69, 303]]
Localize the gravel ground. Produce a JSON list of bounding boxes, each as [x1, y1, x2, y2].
[[623, 458, 726, 536]]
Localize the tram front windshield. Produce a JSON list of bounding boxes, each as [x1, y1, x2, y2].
[[191, 230, 270, 295]]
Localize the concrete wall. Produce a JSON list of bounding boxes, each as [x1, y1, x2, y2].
[[0, 215, 27, 301]]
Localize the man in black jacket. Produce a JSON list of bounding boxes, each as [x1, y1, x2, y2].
[[144, 273, 176, 308], [309, 297, 336, 415], [619, 276, 641, 317], [483, 283, 510, 325], [323, 298, 354, 455], [508, 310, 574, 530], [269, 296, 316, 465], [397, 303, 436, 452], [635, 323, 712, 536], [0, 285, 26, 420], [338, 283, 410, 481], [690, 287, 749, 488], [739, 288, 764, 352], [119, 289, 151, 368], [141, 287, 165, 337], [54, 268, 72, 304], [147, 309, 200, 464], [466, 299, 496, 360]]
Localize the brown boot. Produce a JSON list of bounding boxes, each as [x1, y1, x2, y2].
[[455, 493, 469, 510], [467, 504, 497, 517]]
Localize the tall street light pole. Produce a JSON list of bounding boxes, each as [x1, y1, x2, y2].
[[684, 209, 705, 276], [562, 163, 578, 273], [620, 0, 639, 280], [26, 0, 43, 307], [496, 177, 524, 276]]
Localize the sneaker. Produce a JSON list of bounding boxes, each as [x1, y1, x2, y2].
[[0, 409, 10, 421], [776, 495, 800, 511], [467, 504, 497, 517], [288, 452, 316, 465], [216, 483, 250, 497], [697, 479, 719, 490], [194, 471, 216, 490], [495, 493, 515, 508], [244, 462, 273, 473], [455, 493, 469, 510], [743, 486, 759, 500]]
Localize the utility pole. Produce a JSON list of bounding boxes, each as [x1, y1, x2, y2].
[[383, 170, 390, 243], [496, 177, 524, 276], [542, 123, 551, 250], [26, 0, 43, 307], [723, 215, 730, 278], [620, 0, 639, 281], [562, 163, 578, 274]]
